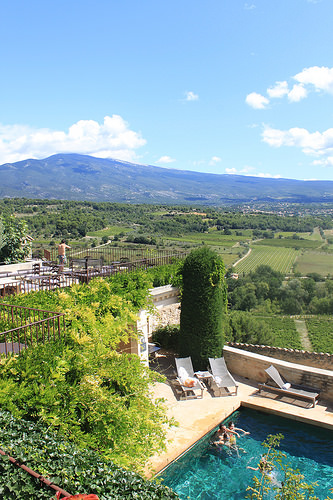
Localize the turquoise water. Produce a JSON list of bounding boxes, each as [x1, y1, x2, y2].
[[159, 408, 333, 499]]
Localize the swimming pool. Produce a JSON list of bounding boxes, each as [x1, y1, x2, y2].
[[159, 408, 333, 499]]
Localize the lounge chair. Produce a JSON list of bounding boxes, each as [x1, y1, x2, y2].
[[258, 364, 320, 408], [208, 357, 238, 396], [175, 357, 204, 400]]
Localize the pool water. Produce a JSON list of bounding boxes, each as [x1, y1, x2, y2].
[[159, 408, 333, 499]]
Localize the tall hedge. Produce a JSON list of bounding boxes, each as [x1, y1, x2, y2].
[[179, 247, 227, 370]]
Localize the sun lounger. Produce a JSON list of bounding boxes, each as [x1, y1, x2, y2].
[[208, 357, 238, 396], [175, 357, 204, 400], [258, 364, 320, 408]]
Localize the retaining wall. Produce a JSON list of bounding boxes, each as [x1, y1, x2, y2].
[[223, 345, 333, 403], [228, 342, 333, 371]]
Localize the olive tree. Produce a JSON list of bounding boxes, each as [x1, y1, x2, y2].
[[179, 246, 227, 370]]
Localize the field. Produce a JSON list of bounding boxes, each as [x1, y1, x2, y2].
[[294, 251, 333, 276], [259, 315, 302, 349], [305, 317, 333, 354], [234, 245, 300, 275], [87, 225, 132, 237]]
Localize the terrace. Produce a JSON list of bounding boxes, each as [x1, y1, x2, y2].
[[0, 246, 186, 296], [146, 345, 333, 477]]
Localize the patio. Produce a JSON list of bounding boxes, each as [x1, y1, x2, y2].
[[146, 349, 333, 478]]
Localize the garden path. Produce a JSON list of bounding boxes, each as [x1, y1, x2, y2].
[[294, 319, 312, 351]]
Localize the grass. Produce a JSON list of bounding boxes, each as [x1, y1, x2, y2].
[[87, 225, 133, 237], [254, 238, 322, 249], [294, 251, 333, 276]]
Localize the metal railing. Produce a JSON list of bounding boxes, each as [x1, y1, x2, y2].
[[0, 447, 71, 497], [48, 245, 187, 267], [0, 303, 65, 357]]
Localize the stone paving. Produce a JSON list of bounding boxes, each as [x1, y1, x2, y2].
[[145, 351, 333, 478]]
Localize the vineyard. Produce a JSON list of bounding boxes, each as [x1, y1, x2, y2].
[[253, 315, 303, 349], [305, 317, 333, 354], [234, 245, 300, 275]]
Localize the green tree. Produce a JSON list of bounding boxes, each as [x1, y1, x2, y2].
[[0, 216, 31, 263], [246, 434, 333, 500], [179, 247, 227, 369]]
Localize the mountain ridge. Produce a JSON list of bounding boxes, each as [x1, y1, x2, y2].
[[1, 153, 333, 204]]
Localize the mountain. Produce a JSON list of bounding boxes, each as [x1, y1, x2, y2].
[[1, 153, 333, 204]]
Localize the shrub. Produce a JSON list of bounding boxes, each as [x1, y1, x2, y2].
[[152, 325, 180, 350], [178, 247, 227, 370], [0, 410, 179, 500]]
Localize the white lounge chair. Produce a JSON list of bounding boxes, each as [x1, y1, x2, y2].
[[258, 364, 319, 408], [175, 357, 204, 400], [208, 357, 238, 396]]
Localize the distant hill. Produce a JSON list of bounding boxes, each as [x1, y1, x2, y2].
[[1, 153, 333, 204]]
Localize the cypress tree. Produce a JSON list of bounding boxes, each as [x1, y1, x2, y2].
[[179, 246, 227, 370]]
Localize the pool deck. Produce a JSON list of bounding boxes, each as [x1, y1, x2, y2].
[[145, 359, 333, 478]]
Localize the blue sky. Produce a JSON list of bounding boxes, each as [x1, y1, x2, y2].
[[1, 0, 333, 180]]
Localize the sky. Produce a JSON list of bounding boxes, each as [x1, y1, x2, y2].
[[1, 0, 333, 180]]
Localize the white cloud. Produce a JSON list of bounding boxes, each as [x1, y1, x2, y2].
[[209, 156, 221, 165], [156, 155, 175, 164], [245, 92, 269, 109], [287, 83, 307, 102], [185, 91, 199, 101], [248, 66, 333, 112], [257, 172, 281, 178], [262, 125, 333, 166], [267, 81, 289, 99], [0, 115, 146, 165], [293, 66, 333, 93], [225, 165, 280, 178], [244, 3, 256, 9], [225, 168, 238, 174]]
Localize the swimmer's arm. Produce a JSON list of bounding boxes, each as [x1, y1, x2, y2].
[[228, 429, 240, 437], [235, 426, 250, 435]]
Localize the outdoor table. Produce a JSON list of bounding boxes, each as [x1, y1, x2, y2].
[[194, 371, 213, 388], [148, 342, 161, 359]]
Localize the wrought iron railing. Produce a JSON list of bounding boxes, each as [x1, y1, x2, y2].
[[0, 303, 65, 357], [48, 245, 187, 267]]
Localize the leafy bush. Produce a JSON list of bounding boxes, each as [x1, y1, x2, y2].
[[152, 325, 180, 350], [0, 277, 176, 472], [0, 335, 173, 473], [0, 216, 31, 264], [0, 410, 179, 499]]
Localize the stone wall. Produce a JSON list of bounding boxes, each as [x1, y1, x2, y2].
[[223, 345, 333, 403], [228, 342, 333, 371], [150, 303, 180, 332]]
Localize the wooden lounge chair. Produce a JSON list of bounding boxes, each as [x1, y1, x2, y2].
[[208, 357, 238, 396], [175, 357, 204, 400], [258, 364, 320, 408]]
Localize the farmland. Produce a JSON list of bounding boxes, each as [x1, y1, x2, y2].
[[256, 315, 303, 349], [306, 317, 333, 354], [234, 245, 300, 275], [1, 198, 333, 277], [295, 251, 333, 277]]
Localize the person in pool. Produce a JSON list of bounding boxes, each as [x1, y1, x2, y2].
[[228, 421, 250, 436], [213, 425, 231, 447], [247, 455, 273, 472], [247, 455, 281, 487]]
